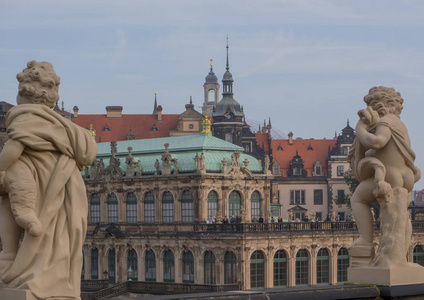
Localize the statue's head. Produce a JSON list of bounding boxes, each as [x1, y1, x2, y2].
[[16, 60, 60, 108], [364, 86, 403, 117]]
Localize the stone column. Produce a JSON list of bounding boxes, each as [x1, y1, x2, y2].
[[156, 189, 162, 224], [137, 246, 144, 281], [288, 246, 296, 287], [330, 245, 338, 285], [196, 250, 204, 284], [266, 248, 274, 288], [174, 249, 182, 283], [138, 191, 144, 223], [310, 245, 317, 286]]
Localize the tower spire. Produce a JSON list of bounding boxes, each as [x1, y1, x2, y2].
[[226, 35, 230, 71], [153, 92, 158, 114]]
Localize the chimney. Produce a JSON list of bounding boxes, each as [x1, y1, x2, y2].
[[73, 106, 79, 118], [157, 105, 163, 122], [288, 132, 293, 145], [106, 106, 123, 118]]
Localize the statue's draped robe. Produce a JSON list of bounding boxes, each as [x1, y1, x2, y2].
[[349, 115, 419, 182], [0, 104, 97, 298]]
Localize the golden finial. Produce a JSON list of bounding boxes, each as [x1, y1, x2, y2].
[[210, 59, 213, 66], [202, 113, 212, 134], [89, 124, 96, 143], [155, 92, 157, 95]]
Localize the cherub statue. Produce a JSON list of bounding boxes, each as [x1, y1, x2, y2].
[[0, 61, 97, 298], [348, 86, 421, 268]]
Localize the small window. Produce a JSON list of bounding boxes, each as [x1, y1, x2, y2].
[[290, 190, 305, 205], [337, 165, 344, 176], [189, 124, 194, 129], [314, 190, 323, 205]]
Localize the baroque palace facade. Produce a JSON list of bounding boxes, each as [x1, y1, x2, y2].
[[80, 122, 424, 291]]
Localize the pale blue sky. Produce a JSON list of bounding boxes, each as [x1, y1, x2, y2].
[[2, 0, 424, 189]]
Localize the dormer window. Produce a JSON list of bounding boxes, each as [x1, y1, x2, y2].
[[312, 160, 323, 176]]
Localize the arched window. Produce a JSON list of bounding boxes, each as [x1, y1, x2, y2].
[[145, 250, 156, 282], [413, 245, 424, 266], [144, 192, 155, 224], [337, 248, 349, 283], [250, 251, 265, 289], [182, 251, 194, 283], [91, 248, 98, 280], [274, 250, 288, 287], [273, 163, 280, 175], [181, 191, 194, 224], [229, 191, 241, 218], [224, 251, 237, 284], [204, 251, 216, 284], [108, 248, 116, 284], [207, 191, 218, 218], [163, 250, 175, 282], [126, 192, 137, 224], [107, 194, 118, 224], [90, 193, 100, 224], [317, 248, 330, 285], [81, 250, 85, 280], [295, 249, 309, 286], [162, 192, 174, 224], [251, 191, 261, 221], [127, 249, 138, 281]]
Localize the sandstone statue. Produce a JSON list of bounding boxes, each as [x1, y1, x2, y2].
[[0, 61, 97, 299], [348, 86, 424, 285]]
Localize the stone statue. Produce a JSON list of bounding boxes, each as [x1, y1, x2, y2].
[[347, 86, 424, 284], [0, 61, 97, 299], [288, 210, 294, 223], [309, 210, 316, 222], [331, 211, 336, 222]]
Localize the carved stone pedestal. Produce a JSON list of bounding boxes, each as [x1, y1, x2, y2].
[[0, 288, 37, 300], [348, 263, 424, 285]]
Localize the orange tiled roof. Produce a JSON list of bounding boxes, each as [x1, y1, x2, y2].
[[272, 138, 337, 177], [255, 132, 270, 154], [73, 114, 179, 142]]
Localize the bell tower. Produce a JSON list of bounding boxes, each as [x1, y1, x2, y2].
[[202, 59, 220, 116]]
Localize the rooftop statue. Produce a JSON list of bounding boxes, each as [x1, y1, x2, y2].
[[348, 86, 424, 285], [0, 61, 97, 299]]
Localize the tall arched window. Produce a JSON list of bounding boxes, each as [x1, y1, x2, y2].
[[162, 192, 174, 224], [108, 248, 116, 284], [229, 191, 241, 217], [207, 191, 218, 218], [295, 249, 309, 286], [163, 250, 175, 282], [224, 251, 237, 284], [107, 194, 118, 224], [274, 250, 288, 287], [91, 248, 98, 280], [251, 191, 261, 221], [145, 250, 156, 282], [182, 251, 194, 283], [204, 251, 216, 284], [250, 251, 265, 289], [413, 245, 424, 266], [90, 193, 100, 224], [337, 248, 349, 283], [144, 192, 155, 224], [127, 249, 138, 281], [181, 191, 194, 224], [317, 248, 330, 285], [126, 192, 137, 224]]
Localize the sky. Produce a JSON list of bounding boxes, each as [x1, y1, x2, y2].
[[1, 0, 424, 189]]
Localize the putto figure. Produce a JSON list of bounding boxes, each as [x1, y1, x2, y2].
[[0, 61, 97, 299], [348, 86, 423, 284]]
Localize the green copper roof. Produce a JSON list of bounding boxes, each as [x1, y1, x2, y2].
[[95, 133, 263, 173]]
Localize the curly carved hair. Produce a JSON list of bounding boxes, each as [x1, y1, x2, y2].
[[364, 86, 403, 117], [16, 60, 60, 108]]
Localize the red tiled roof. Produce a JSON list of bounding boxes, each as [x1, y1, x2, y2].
[[272, 138, 337, 177], [73, 114, 179, 142], [255, 132, 270, 154]]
